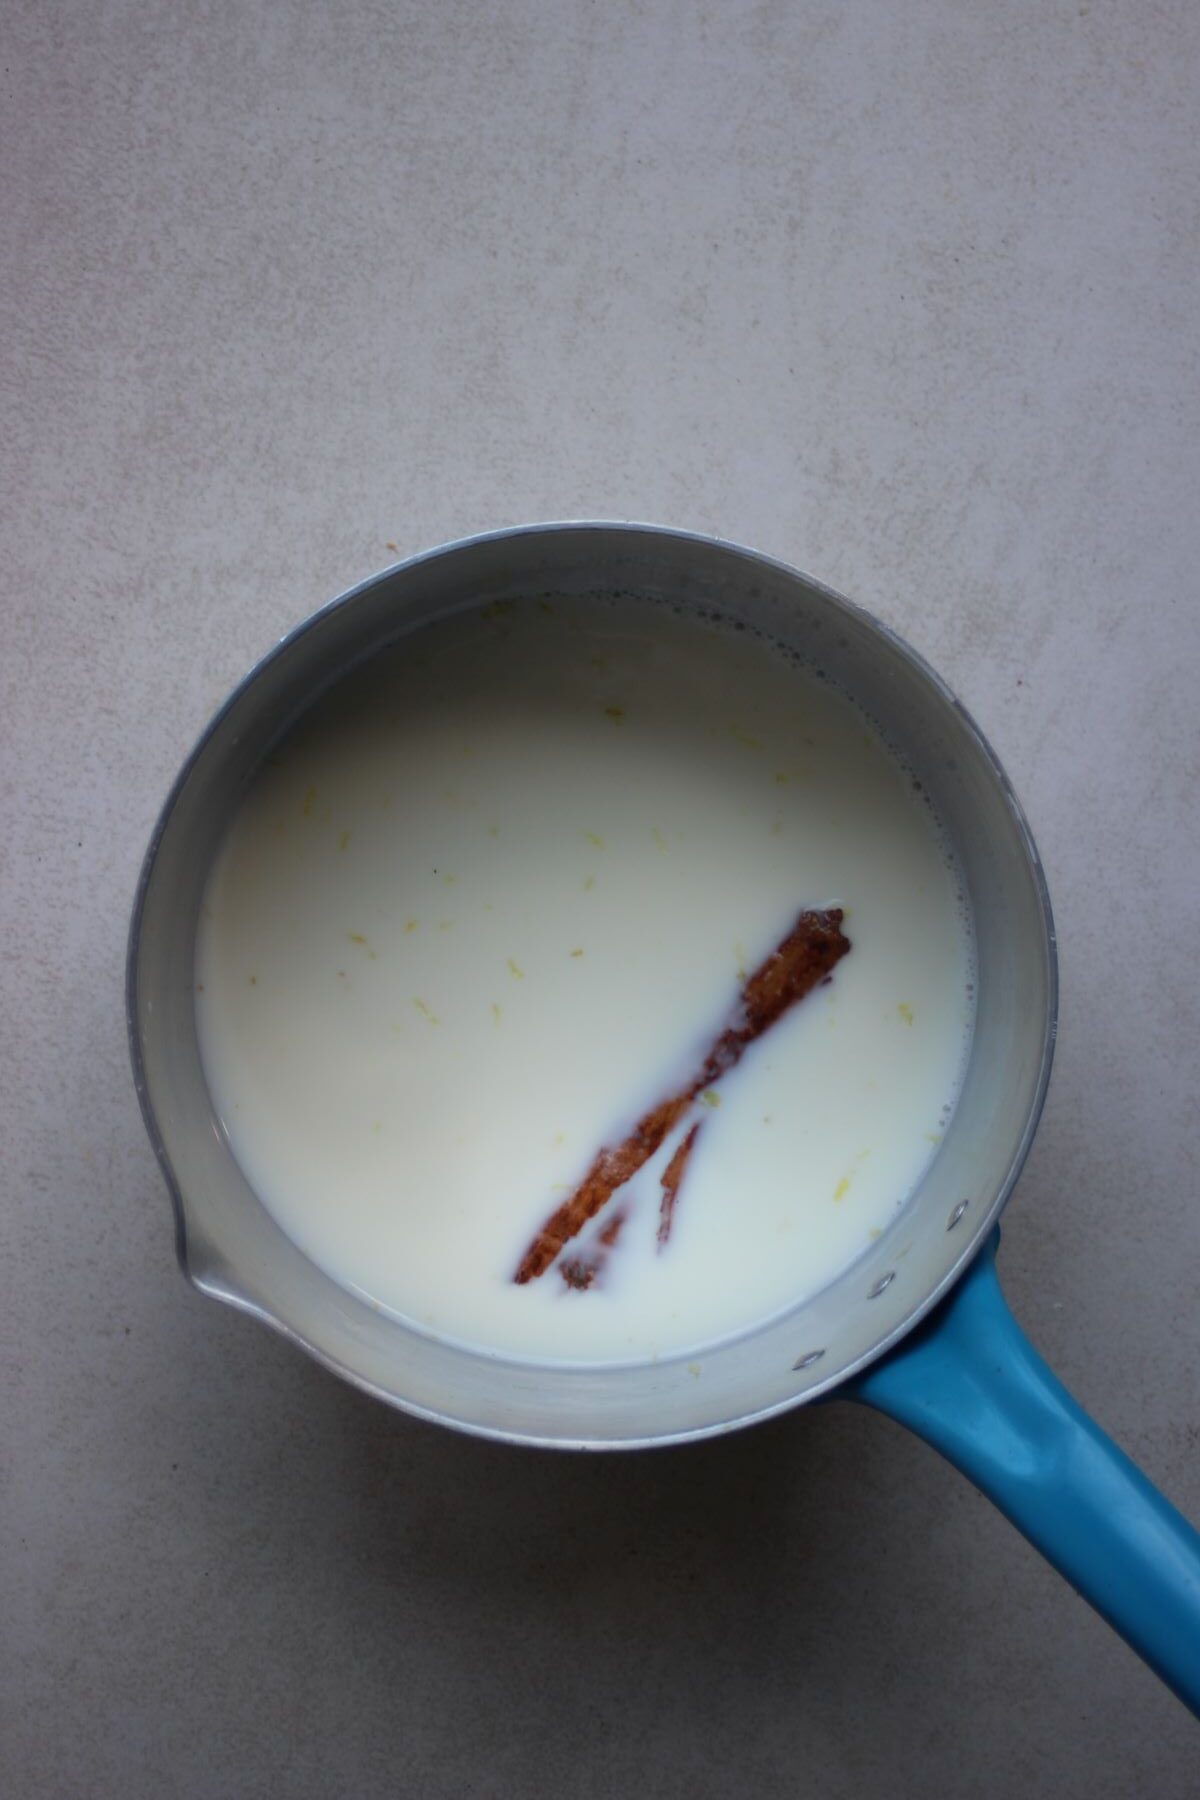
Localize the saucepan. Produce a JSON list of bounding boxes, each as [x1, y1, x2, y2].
[[127, 523, 1200, 1711]]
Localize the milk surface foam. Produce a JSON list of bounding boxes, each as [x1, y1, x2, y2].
[[194, 597, 973, 1361]]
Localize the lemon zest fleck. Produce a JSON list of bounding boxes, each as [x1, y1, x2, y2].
[[729, 724, 762, 750]]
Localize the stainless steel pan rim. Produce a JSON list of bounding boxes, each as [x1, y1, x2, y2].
[[127, 520, 1057, 1449]]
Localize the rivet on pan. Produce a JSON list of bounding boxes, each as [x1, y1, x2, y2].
[[947, 1200, 970, 1230], [792, 1349, 826, 1372], [868, 1271, 895, 1298]]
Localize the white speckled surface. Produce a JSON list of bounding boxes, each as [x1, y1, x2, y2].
[[3, 1, 1198, 1791]]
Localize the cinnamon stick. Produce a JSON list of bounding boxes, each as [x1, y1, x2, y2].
[[597, 1206, 629, 1249], [658, 1121, 702, 1248], [515, 907, 850, 1283], [558, 1205, 629, 1292], [557, 1202, 633, 1288]]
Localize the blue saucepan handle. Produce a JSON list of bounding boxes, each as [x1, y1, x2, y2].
[[846, 1230, 1200, 1713]]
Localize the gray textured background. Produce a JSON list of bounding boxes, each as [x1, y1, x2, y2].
[[4, 1, 1198, 1793]]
